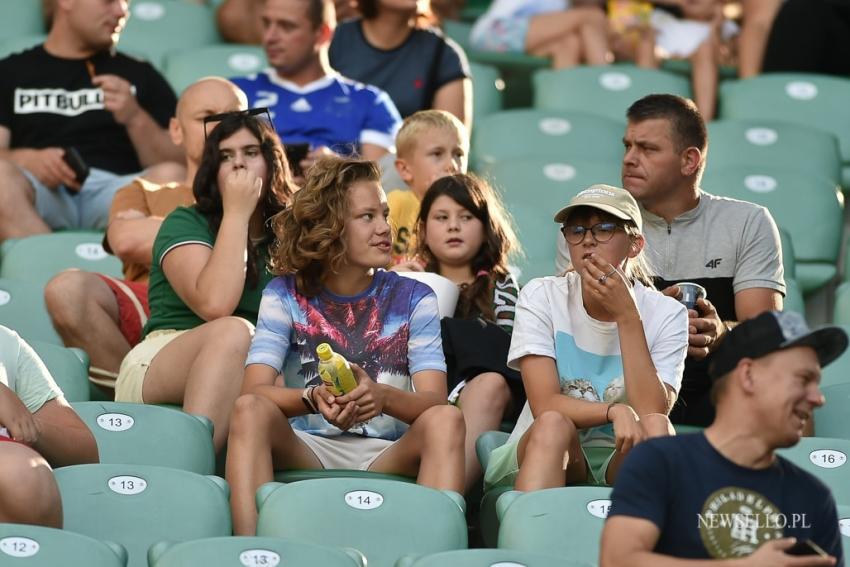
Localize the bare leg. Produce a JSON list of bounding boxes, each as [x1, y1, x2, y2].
[[0, 159, 51, 242], [527, 7, 609, 66], [0, 443, 62, 527], [515, 410, 586, 491], [142, 316, 253, 451], [605, 412, 673, 483], [457, 372, 511, 492], [369, 404, 466, 493], [690, 35, 719, 120], [634, 28, 658, 68], [45, 271, 130, 375], [216, 0, 263, 44], [226, 393, 323, 535], [738, 0, 782, 78]]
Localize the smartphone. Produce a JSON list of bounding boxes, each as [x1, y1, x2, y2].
[[63, 146, 90, 186], [284, 143, 310, 177], [786, 539, 829, 557]]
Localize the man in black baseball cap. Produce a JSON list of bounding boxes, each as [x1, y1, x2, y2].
[[601, 311, 847, 565]]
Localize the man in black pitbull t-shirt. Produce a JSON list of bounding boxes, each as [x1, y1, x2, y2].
[[0, 0, 183, 241]]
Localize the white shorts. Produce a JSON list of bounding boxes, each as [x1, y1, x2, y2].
[[294, 430, 396, 471]]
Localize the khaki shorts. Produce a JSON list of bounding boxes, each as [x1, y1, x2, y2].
[[114, 329, 188, 403], [294, 430, 396, 471]]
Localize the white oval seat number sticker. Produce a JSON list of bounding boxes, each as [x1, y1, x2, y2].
[[587, 499, 612, 519], [543, 163, 576, 181], [109, 476, 147, 495], [839, 518, 850, 537], [599, 72, 631, 91], [490, 563, 527, 567], [744, 175, 777, 193], [810, 449, 847, 469], [785, 81, 818, 100], [0, 290, 9, 306], [239, 549, 281, 566], [0, 537, 39, 558], [75, 243, 108, 261], [345, 490, 384, 510], [745, 127, 778, 146], [134, 2, 165, 20], [538, 118, 571, 136], [229, 54, 262, 72], [97, 413, 135, 432]]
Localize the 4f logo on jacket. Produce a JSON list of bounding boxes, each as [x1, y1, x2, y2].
[[705, 258, 722, 269]]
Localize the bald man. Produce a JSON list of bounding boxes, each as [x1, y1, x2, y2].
[[44, 78, 249, 391]]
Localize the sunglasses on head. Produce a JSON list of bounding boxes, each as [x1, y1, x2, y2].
[[203, 107, 273, 139]]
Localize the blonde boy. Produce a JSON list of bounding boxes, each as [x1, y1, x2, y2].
[[389, 110, 469, 268]]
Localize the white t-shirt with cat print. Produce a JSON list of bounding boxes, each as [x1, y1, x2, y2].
[[506, 272, 688, 447]]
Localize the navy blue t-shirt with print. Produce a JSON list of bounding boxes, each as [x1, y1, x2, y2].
[[608, 433, 843, 563]]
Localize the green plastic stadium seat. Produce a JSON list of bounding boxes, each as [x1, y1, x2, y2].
[[55, 464, 231, 567], [118, 1, 221, 69], [471, 109, 624, 171], [835, 285, 850, 326], [0, 277, 61, 344], [163, 44, 267, 94], [30, 340, 90, 402], [719, 73, 850, 188], [533, 65, 691, 122], [469, 62, 503, 126], [256, 478, 467, 567], [0, 34, 46, 59], [0, 523, 126, 567], [476, 430, 509, 472], [395, 548, 591, 567], [496, 486, 612, 565], [148, 537, 365, 567], [776, 228, 806, 316], [0, 3, 44, 41], [706, 120, 842, 187], [440, 20, 546, 108], [838, 505, 850, 546], [776, 437, 850, 505], [72, 402, 215, 474], [816, 382, 850, 435], [700, 166, 843, 294], [819, 327, 850, 389], [485, 158, 621, 283], [0, 232, 123, 290], [475, 430, 510, 548]]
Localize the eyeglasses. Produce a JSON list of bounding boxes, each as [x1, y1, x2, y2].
[[203, 107, 273, 138], [561, 222, 624, 245]]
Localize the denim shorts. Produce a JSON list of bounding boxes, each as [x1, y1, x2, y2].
[[24, 167, 140, 230]]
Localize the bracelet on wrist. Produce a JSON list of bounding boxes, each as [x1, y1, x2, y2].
[[302, 385, 318, 414], [606, 402, 618, 423]]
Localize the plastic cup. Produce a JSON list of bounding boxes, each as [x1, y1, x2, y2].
[[677, 282, 707, 310]]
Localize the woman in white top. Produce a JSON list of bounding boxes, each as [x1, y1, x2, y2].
[[484, 184, 689, 491]]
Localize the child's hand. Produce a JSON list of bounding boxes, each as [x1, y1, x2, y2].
[[336, 363, 387, 422], [0, 383, 39, 444], [314, 384, 358, 431], [608, 403, 644, 453], [582, 254, 639, 323]]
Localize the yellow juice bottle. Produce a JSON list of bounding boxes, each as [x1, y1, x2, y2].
[[316, 343, 358, 396]]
